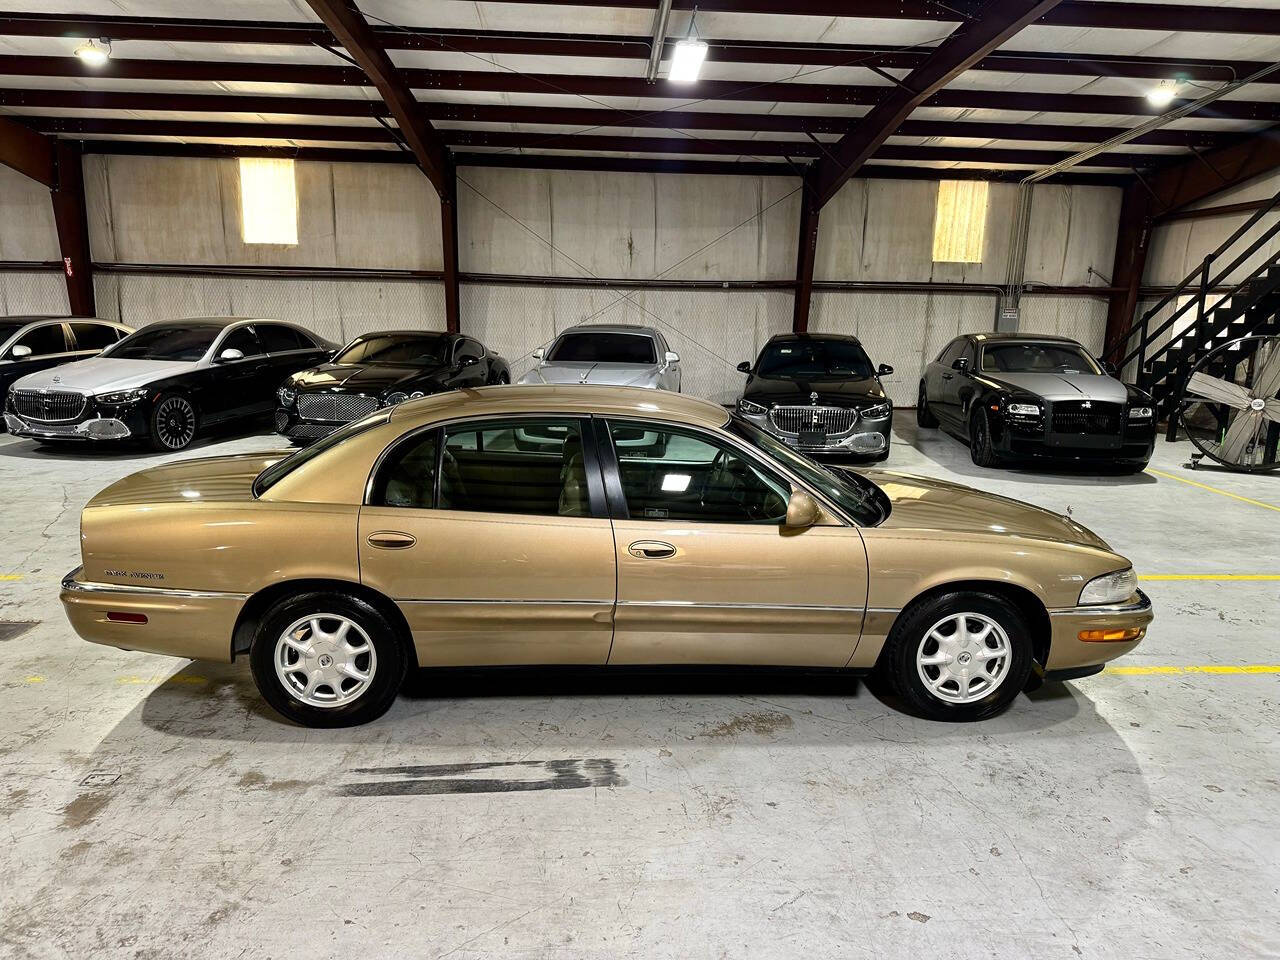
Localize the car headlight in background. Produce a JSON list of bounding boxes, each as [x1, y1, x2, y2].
[[1079, 568, 1138, 605], [861, 402, 891, 420], [384, 392, 408, 406], [96, 388, 149, 405], [737, 399, 767, 416], [276, 385, 296, 407], [1006, 402, 1041, 416], [1128, 406, 1153, 419]]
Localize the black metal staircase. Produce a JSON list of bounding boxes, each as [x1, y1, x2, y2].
[[1118, 188, 1280, 436]]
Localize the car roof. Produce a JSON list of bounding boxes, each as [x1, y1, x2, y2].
[[558, 324, 661, 338], [766, 332, 861, 345], [349, 330, 452, 339], [970, 332, 1080, 345], [148, 317, 284, 328], [388, 384, 727, 430]]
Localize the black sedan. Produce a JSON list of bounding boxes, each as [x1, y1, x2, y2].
[[733, 333, 895, 459], [917, 332, 1156, 470], [6, 317, 334, 451], [275, 331, 511, 443]]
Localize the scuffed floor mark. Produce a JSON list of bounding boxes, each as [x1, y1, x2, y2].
[[237, 771, 310, 792], [338, 758, 624, 796], [908, 912, 931, 924], [701, 711, 793, 739], [61, 791, 111, 829], [0, 621, 38, 642]]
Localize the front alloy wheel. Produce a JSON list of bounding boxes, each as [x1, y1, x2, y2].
[[879, 591, 1032, 721], [969, 407, 999, 467], [150, 394, 198, 451]]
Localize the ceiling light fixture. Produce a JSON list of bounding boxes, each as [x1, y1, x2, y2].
[[668, 10, 707, 84], [1146, 78, 1178, 108], [74, 38, 112, 66]]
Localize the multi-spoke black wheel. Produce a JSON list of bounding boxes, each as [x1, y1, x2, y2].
[[149, 393, 198, 451], [916, 382, 938, 427], [969, 408, 999, 467]]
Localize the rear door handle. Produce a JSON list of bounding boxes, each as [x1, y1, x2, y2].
[[366, 531, 417, 549], [628, 540, 676, 559], [941, 373, 953, 380]]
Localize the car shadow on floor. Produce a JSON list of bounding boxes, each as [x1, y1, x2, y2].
[[130, 659, 1088, 746]]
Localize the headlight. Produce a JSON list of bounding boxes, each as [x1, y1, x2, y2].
[[737, 399, 767, 416], [1006, 402, 1041, 416], [1128, 406, 1153, 419], [408, 391, 424, 400], [276, 385, 296, 407], [384, 392, 408, 406], [861, 401, 891, 420], [1079, 568, 1138, 605], [97, 388, 149, 405]]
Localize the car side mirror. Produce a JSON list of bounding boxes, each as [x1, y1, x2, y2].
[[877, 363, 894, 376], [531, 347, 544, 361], [952, 357, 969, 372], [462, 355, 480, 366], [665, 351, 680, 364], [217, 347, 244, 363], [784, 488, 821, 529], [10, 345, 31, 359], [736, 360, 752, 374]]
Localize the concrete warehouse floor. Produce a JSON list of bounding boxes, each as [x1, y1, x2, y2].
[[0, 416, 1277, 960]]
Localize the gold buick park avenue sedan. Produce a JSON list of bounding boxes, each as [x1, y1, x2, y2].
[[60, 385, 1152, 728]]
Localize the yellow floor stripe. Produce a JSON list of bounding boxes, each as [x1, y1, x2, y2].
[[1139, 574, 1280, 581], [1108, 664, 1280, 675], [0, 574, 23, 581], [1146, 467, 1280, 514]]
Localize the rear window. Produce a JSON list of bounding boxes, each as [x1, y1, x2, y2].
[[253, 412, 391, 498], [548, 332, 656, 364]]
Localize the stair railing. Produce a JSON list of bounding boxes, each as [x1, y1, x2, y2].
[[1118, 187, 1280, 377]]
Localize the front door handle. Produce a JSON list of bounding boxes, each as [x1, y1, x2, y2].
[[366, 531, 417, 550], [941, 373, 954, 380], [628, 540, 676, 559]]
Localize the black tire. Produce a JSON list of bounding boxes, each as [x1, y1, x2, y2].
[[249, 590, 408, 728], [968, 407, 1000, 468], [916, 383, 938, 428], [149, 392, 199, 452], [878, 590, 1034, 722]]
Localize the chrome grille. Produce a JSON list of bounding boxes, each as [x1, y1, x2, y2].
[[296, 393, 379, 423], [10, 390, 86, 423], [768, 405, 858, 436], [1050, 401, 1122, 436]]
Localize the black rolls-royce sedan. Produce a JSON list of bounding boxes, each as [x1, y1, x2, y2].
[[733, 333, 895, 459], [917, 332, 1156, 470], [275, 331, 510, 443], [6, 317, 335, 451], [0, 317, 134, 430]]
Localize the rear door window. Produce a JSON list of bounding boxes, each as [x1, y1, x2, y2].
[[70, 322, 121, 351], [257, 324, 308, 353]]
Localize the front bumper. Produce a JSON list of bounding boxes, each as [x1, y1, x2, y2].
[[740, 409, 893, 457], [1045, 589, 1153, 672], [995, 416, 1156, 464], [5, 396, 148, 442], [60, 566, 246, 663]]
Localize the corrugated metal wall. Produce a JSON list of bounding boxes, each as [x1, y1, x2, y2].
[[2, 155, 1122, 403]]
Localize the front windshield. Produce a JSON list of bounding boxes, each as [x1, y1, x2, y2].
[[755, 339, 874, 380], [981, 342, 1101, 375], [729, 415, 888, 526], [548, 332, 657, 364], [336, 334, 447, 366], [104, 324, 220, 362]]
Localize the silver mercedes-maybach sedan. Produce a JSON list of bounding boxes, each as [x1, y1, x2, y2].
[[519, 324, 681, 392]]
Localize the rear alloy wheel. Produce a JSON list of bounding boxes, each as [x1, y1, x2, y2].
[[879, 591, 1033, 721], [969, 407, 999, 467], [916, 383, 938, 427], [149, 394, 198, 451], [250, 591, 407, 728]]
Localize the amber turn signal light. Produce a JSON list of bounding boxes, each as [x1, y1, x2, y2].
[[1078, 626, 1144, 642]]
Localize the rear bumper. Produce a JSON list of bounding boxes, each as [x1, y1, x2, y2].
[[60, 566, 245, 663], [1045, 589, 1153, 671]]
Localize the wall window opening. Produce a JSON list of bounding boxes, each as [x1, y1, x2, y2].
[[239, 157, 298, 245], [932, 180, 988, 263]]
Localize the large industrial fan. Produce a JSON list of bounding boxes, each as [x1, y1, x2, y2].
[[1178, 334, 1280, 472]]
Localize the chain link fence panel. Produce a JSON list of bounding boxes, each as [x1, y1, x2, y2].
[[1017, 294, 1108, 355]]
